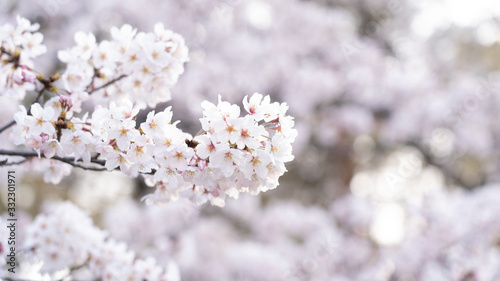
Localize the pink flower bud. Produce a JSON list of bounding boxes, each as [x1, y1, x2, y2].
[[189, 157, 197, 166], [66, 97, 74, 108], [13, 68, 37, 85], [23, 69, 37, 83], [198, 159, 207, 171], [40, 134, 49, 143], [59, 95, 74, 110], [12, 70, 24, 85]]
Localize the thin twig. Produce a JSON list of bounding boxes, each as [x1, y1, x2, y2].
[[194, 129, 205, 137], [0, 149, 108, 171], [0, 46, 14, 57], [34, 87, 45, 104], [0, 158, 29, 166], [0, 120, 16, 133], [88, 74, 127, 94], [53, 157, 108, 171]]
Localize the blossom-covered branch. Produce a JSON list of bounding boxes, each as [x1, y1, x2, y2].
[[11, 93, 296, 207], [0, 16, 297, 207], [0, 149, 107, 171]]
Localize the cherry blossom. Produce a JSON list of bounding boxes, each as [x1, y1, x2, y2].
[[4, 1, 498, 280], [0, 16, 46, 99], [6, 201, 180, 281], [0, 16, 297, 208]]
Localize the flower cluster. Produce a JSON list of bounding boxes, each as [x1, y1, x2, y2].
[[22, 201, 179, 281], [24, 202, 106, 273], [144, 93, 297, 206], [98, 184, 500, 281], [2, 16, 296, 207], [0, 16, 46, 99], [13, 93, 296, 207], [58, 23, 189, 109]]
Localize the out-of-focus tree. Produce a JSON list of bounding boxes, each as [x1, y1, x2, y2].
[[2, 0, 500, 280]]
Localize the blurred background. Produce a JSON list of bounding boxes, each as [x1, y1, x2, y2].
[[2, 0, 500, 280]]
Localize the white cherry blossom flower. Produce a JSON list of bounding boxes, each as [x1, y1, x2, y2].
[[210, 148, 245, 177], [107, 119, 140, 151], [243, 93, 271, 121], [233, 115, 268, 149], [42, 139, 63, 158], [140, 107, 173, 137], [92, 40, 119, 70], [73, 31, 97, 59], [26, 103, 56, 136], [21, 31, 46, 58], [103, 150, 130, 172], [268, 134, 294, 163]]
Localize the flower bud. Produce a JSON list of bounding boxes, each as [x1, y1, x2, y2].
[[12, 69, 23, 85], [198, 159, 207, 171], [189, 157, 197, 167]]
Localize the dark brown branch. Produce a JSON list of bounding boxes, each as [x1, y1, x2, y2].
[[0, 149, 107, 171], [0, 46, 14, 57], [1, 46, 21, 68]]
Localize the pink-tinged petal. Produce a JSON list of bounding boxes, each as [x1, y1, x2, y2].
[[198, 159, 207, 171], [13, 70, 23, 85], [23, 69, 37, 83], [189, 157, 197, 166]]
